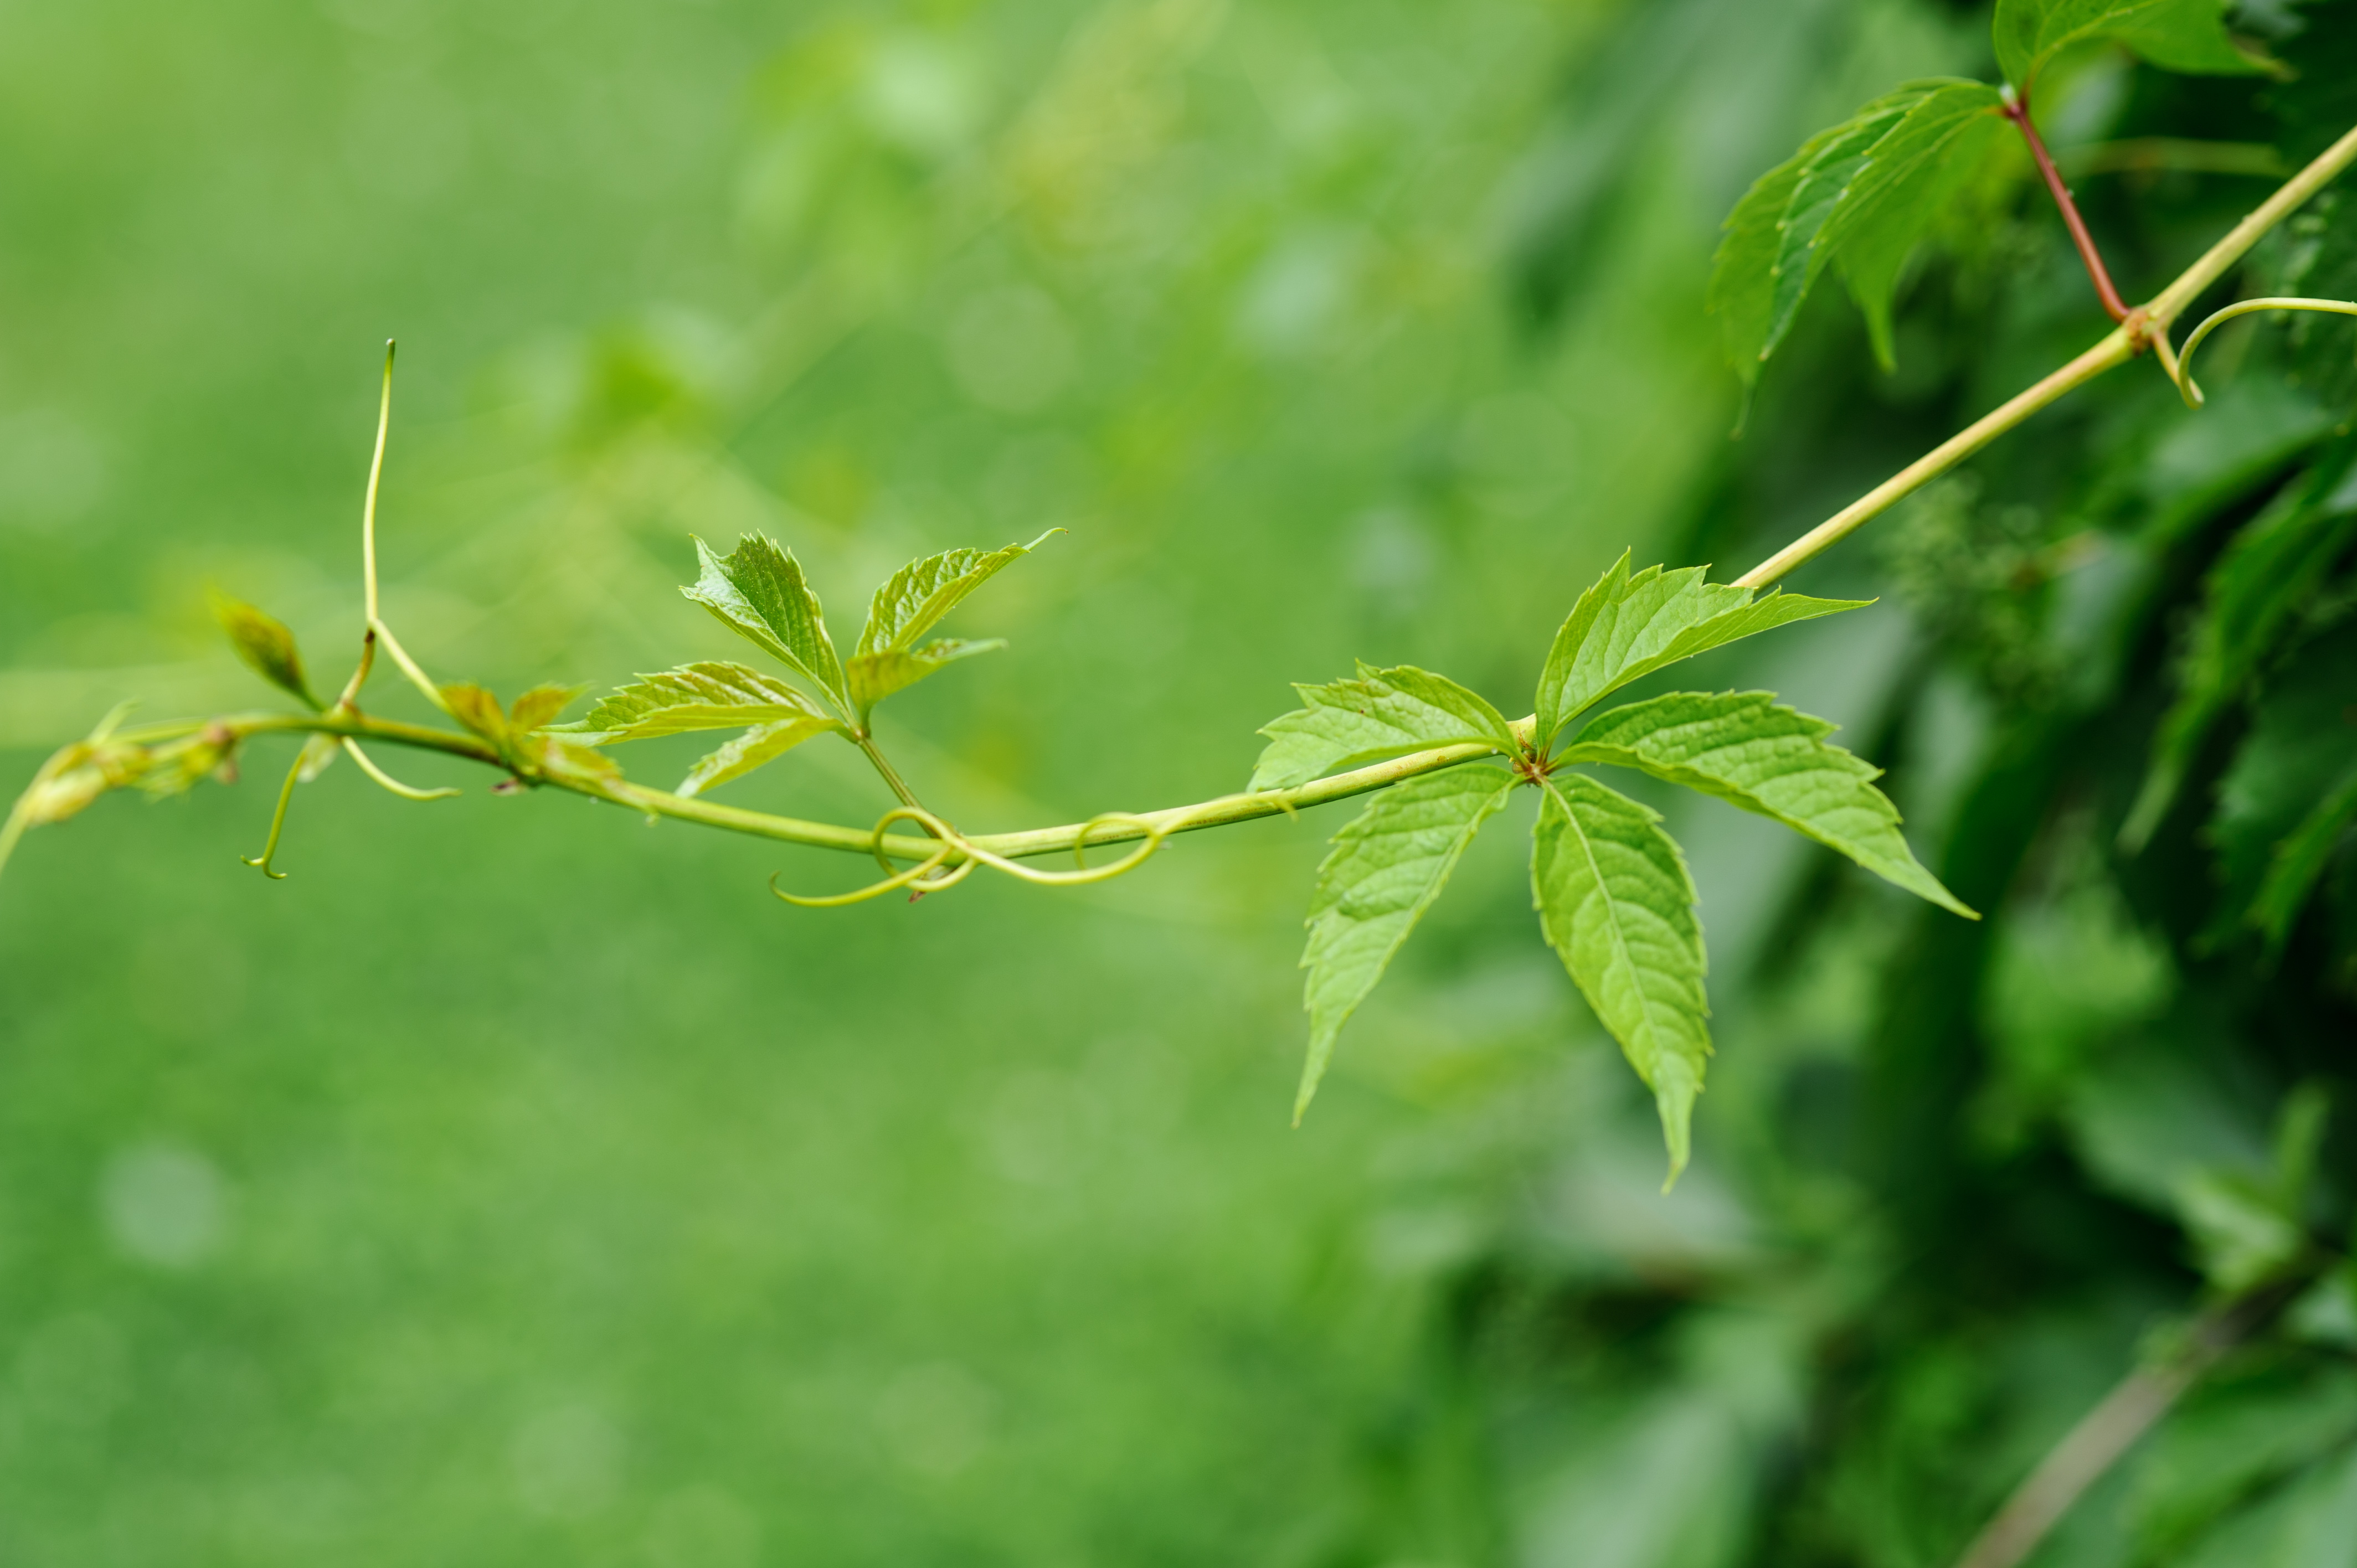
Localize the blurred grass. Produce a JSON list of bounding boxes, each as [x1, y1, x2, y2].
[[0, 0, 1983, 1559]]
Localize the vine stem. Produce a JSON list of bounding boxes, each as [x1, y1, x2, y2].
[[9, 122, 2357, 886], [1947, 1280, 2302, 1568]]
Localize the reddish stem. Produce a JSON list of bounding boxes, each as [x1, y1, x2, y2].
[[2005, 95, 2131, 322]]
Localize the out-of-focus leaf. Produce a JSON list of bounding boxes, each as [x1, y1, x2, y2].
[[507, 683, 585, 734], [2250, 775, 2357, 950], [563, 663, 842, 744], [681, 533, 847, 713], [1562, 690, 1975, 916], [1830, 84, 2011, 370], [678, 718, 841, 798], [845, 638, 1007, 719], [1293, 765, 1515, 1123], [1708, 81, 2005, 383], [2128, 1364, 2357, 1555], [1993, 0, 2267, 99], [2125, 432, 2357, 849], [1534, 553, 1867, 744], [2171, 1084, 2326, 1291], [1532, 773, 1710, 1182], [210, 592, 318, 709], [1251, 664, 1516, 792], [2210, 620, 2357, 947], [440, 682, 510, 745], [2174, 1167, 2307, 1291]]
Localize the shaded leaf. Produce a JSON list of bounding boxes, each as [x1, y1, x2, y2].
[[1294, 765, 1516, 1123], [1709, 81, 2005, 384], [681, 533, 846, 713], [1532, 773, 1711, 1182], [1562, 690, 1974, 917], [845, 638, 1007, 719], [1535, 553, 1867, 745], [2250, 775, 2357, 950], [1251, 664, 1517, 792], [2209, 620, 2357, 947], [210, 592, 318, 708], [2125, 431, 2357, 848], [1829, 83, 2012, 370], [564, 663, 841, 744], [1994, 0, 2266, 99], [678, 718, 841, 798]]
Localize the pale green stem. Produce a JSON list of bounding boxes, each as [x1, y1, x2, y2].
[[13, 122, 2357, 888], [853, 736, 924, 810], [2164, 296, 2357, 408]]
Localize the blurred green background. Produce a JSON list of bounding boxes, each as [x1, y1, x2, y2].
[[7, 1, 2357, 1563]]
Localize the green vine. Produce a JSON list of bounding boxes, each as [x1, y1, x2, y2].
[[9, 6, 2357, 1203]]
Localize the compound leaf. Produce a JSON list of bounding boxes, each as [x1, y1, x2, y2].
[[1993, 0, 2267, 99], [1294, 765, 1516, 1123], [210, 592, 318, 708], [681, 533, 847, 715], [562, 663, 842, 744], [846, 638, 1008, 719], [1829, 82, 2011, 370], [1532, 773, 1711, 1183], [678, 718, 842, 798], [1252, 664, 1517, 792], [1535, 553, 1866, 745], [1562, 690, 1974, 917], [1710, 80, 2005, 385]]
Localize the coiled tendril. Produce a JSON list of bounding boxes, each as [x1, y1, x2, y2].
[[2162, 296, 2357, 409]]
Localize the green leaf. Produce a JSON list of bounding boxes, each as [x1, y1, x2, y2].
[[2208, 619, 2357, 947], [1531, 773, 1711, 1184], [563, 663, 842, 744], [1827, 83, 2011, 371], [507, 683, 585, 734], [2124, 432, 2357, 849], [681, 533, 847, 714], [1993, 0, 2267, 99], [1293, 765, 1516, 1123], [2250, 774, 2357, 950], [678, 718, 842, 798], [210, 592, 318, 708], [440, 682, 510, 745], [855, 533, 1052, 659], [1561, 690, 1975, 918], [1251, 664, 1518, 792], [1708, 81, 2005, 384], [1534, 553, 1867, 745], [845, 638, 1008, 719], [847, 532, 1054, 724]]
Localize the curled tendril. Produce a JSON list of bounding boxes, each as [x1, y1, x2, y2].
[[771, 806, 967, 907], [341, 737, 460, 801], [2164, 296, 2357, 409], [240, 749, 310, 880], [769, 800, 1222, 909]]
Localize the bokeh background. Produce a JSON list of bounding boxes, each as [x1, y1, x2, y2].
[[7, 1, 2357, 1563]]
